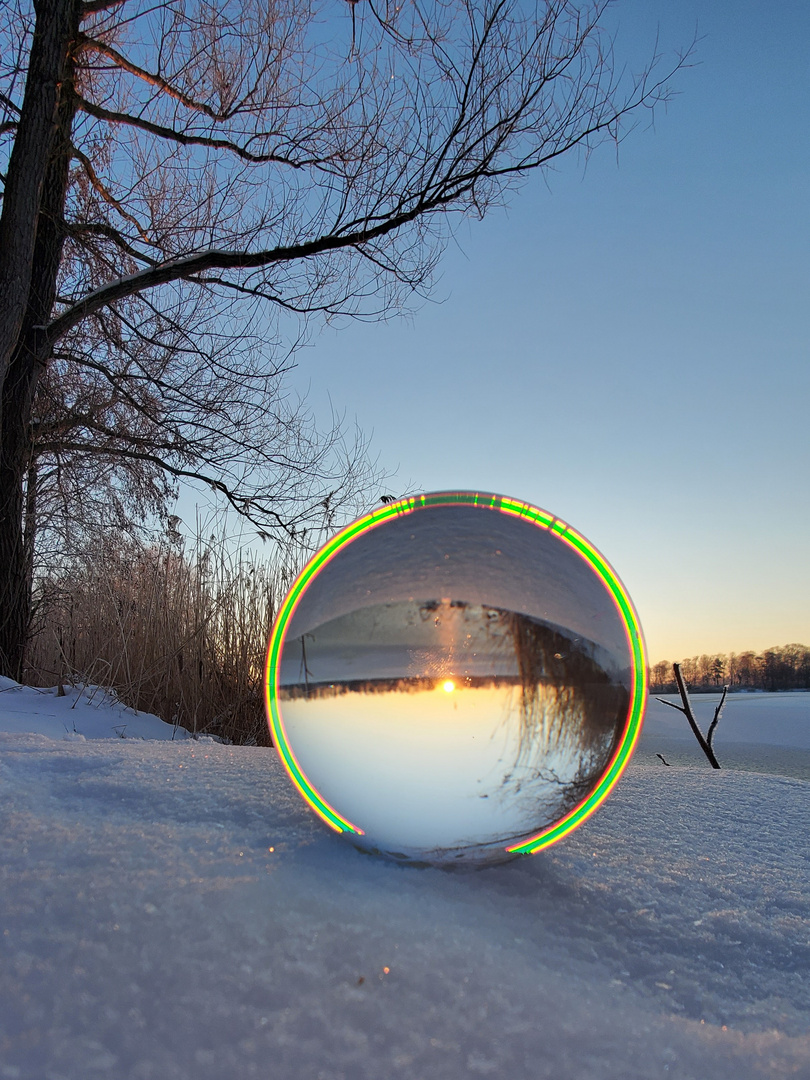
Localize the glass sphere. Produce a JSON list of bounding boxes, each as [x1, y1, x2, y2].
[[265, 493, 646, 867]]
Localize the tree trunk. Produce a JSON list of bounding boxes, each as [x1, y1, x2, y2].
[[0, 428, 28, 680], [0, 0, 79, 679], [22, 457, 38, 621], [0, 0, 77, 405]]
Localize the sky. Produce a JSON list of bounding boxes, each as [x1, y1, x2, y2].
[[271, 0, 809, 665]]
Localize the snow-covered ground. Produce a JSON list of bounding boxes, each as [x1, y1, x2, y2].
[[0, 684, 808, 1079], [0, 676, 195, 742]]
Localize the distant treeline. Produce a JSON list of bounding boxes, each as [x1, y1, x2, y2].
[[649, 644, 810, 694]]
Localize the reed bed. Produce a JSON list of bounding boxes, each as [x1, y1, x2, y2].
[[24, 520, 299, 744]]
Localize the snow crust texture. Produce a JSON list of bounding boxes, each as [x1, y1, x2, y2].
[[0, 691, 808, 1079]]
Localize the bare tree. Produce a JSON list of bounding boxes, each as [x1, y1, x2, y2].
[[0, 0, 688, 678], [26, 306, 375, 596]]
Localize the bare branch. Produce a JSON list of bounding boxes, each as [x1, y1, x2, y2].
[[65, 221, 159, 266], [70, 143, 150, 240], [706, 685, 729, 751], [75, 96, 309, 167], [657, 697, 686, 713], [46, 205, 429, 345], [672, 662, 721, 769], [0, 90, 22, 116], [77, 34, 232, 121], [40, 439, 322, 535]]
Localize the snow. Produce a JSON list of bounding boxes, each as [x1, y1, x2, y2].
[[0, 684, 808, 1079], [0, 677, 195, 742]]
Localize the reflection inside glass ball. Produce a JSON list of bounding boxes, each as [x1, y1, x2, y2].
[[269, 495, 645, 867]]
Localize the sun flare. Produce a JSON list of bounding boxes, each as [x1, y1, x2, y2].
[[442, 680, 455, 693]]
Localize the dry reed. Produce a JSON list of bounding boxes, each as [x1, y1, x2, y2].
[[24, 517, 299, 744]]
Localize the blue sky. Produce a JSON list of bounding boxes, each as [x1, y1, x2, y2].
[[276, 0, 810, 663]]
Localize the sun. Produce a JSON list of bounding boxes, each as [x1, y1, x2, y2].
[[442, 680, 455, 693]]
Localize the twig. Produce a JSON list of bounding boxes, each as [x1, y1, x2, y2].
[[706, 685, 728, 752], [656, 662, 722, 769]]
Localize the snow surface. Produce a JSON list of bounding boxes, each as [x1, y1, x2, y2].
[[0, 677, 195, 742], [0, 686, 808, 1079]]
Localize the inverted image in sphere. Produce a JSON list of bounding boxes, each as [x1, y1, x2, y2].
[[265, 493, 646, 867]]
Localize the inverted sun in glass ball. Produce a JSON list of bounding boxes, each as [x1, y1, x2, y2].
[[265, 492, 646, 868]]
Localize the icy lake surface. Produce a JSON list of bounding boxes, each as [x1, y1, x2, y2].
[[0, 683, 808, 1079]]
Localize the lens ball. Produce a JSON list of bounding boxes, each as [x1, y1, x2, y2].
[[265, 492, 646, 867]]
